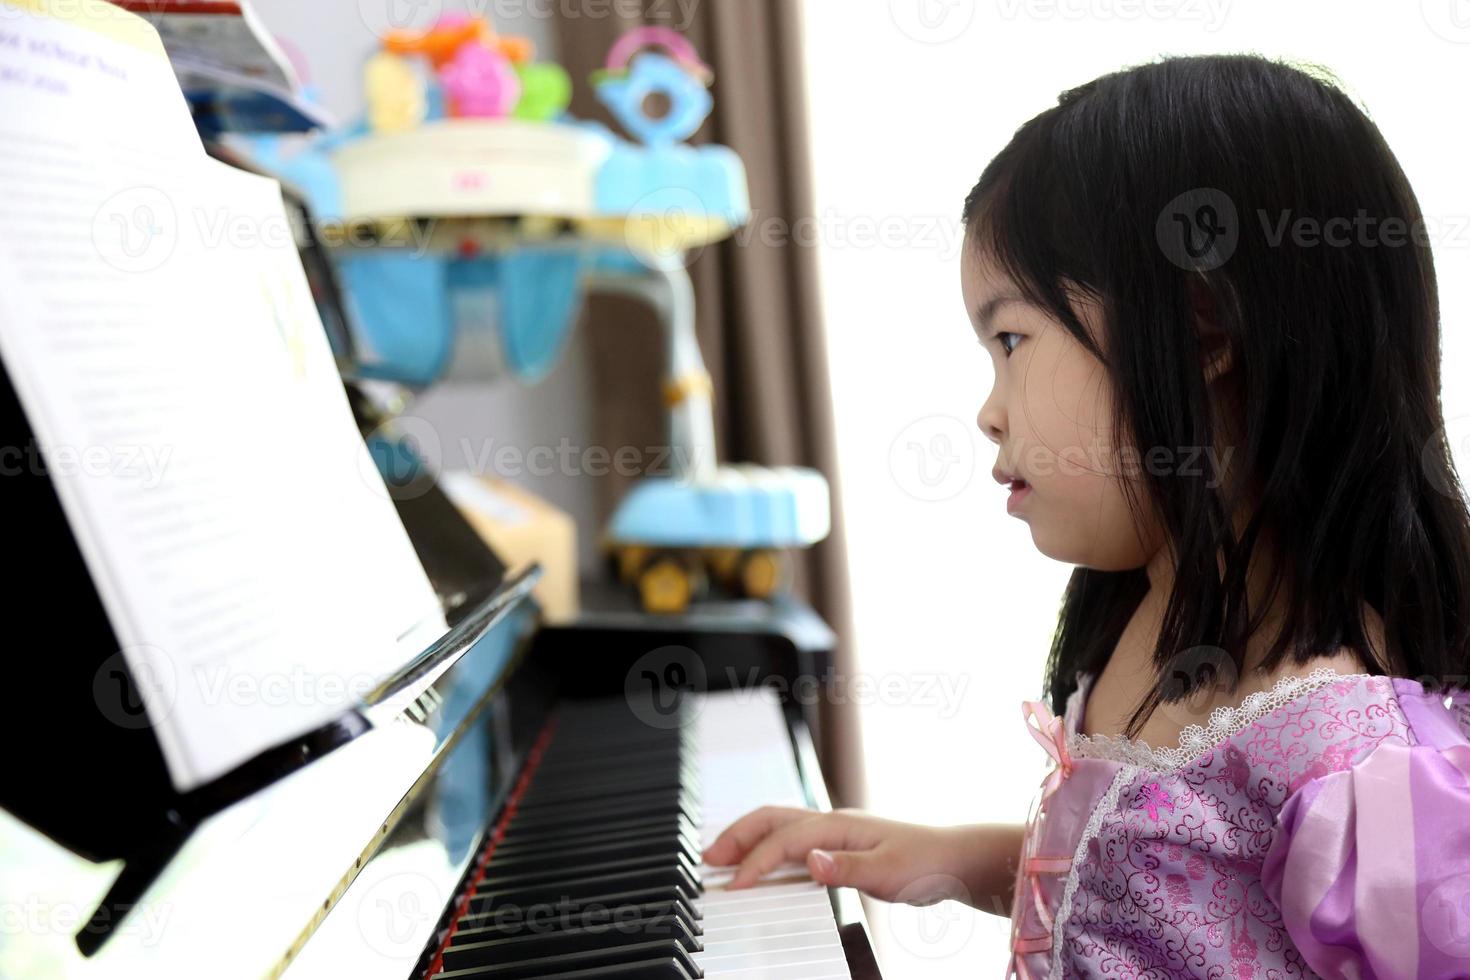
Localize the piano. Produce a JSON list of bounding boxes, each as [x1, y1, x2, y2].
[[0, 188, 882, 977]]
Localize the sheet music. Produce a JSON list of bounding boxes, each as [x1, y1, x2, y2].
[[0, 2, 444, 790]]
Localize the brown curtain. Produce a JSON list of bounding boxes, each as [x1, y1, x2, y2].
[[554, 0, 865, 807]]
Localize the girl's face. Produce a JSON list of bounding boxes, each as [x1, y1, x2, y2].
[[961, 241, 1160, 570]]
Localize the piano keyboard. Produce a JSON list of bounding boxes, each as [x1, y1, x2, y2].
[[425, 689, 853, 980]]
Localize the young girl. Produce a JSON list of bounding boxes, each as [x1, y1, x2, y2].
[[705, 53, 1470, 978]]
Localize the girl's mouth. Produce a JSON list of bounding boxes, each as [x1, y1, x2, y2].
[[1006, 479, 1032, 514]]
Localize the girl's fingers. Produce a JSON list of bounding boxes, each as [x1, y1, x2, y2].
[[728, 811, 870, 889], [808, 848, 892, 900], [703, 806, 816, 867]]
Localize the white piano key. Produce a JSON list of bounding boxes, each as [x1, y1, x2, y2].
[[690, 690, 852, 979]]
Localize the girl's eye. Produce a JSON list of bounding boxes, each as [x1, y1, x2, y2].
[[997, 331, 1022, 356]]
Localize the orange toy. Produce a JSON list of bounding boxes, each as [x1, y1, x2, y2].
[[385, 15, 533, 69]]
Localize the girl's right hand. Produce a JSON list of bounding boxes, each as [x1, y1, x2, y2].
[[703, 806, 1023, 911]]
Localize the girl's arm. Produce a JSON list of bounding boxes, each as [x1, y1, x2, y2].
[[703, 806, 1026, 916]]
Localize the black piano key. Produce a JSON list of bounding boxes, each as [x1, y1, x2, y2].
[[491, 815, 699, 858], [468, 865, 700, 912], [446, 958, 698, 980], [456, 886, 701, 935], [440, 911, 702, 972], [453, 895, 701, 944], [485, 834, 699, 877], [470, 852, 700, 900], [510, 785, 698, 822], [433, 938, 701, 980], [518, 769, 697, 808], [505, 792, 700, 835]]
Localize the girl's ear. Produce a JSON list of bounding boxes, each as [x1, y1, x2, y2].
[[1190, 277, 1233, 384]]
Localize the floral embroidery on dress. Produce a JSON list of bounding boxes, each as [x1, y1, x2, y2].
[[1135, 781, 1176, 821], [1048, 671, 1417, 978]]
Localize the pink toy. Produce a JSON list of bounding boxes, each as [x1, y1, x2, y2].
[[440, 41, 520, 118], [603, 26, 711, 83]]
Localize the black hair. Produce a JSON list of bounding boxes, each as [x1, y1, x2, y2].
[[960, 53, 1470, 735]]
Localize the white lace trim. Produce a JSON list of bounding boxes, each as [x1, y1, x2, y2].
[[1049, 765, 1138, 976], [1066, 666, 1374, 772]]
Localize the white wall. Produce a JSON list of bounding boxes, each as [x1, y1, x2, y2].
[[799, 0, 1470, 975]]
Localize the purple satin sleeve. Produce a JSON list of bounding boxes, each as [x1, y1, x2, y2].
[[1260, 680, 1470, 979]]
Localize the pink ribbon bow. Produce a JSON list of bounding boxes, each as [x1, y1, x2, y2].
[[1006, 699, 1077, 979], [1022, 698, 1074, 802]]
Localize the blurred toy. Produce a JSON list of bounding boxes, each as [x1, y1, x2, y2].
[[593, 26, 712, 145], [375, 13, 566, 123], [580, 30, 829, 615], [229, 25, 827, 615], [577, 28, 745, 263], [440, 39, 520, 118], [363, 52, 426, 133]]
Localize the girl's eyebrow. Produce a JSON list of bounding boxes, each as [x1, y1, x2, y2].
[[975, 292, 1026, 338]]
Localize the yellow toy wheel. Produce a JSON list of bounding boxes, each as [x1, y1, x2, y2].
[[703, 546, 742, 584], [739, 549, 784, 599], [639, 556, 694, 614], [613, 543, 651, 584]]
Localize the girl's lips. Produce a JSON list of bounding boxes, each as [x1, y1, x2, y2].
[[1006, 481, 1032, 514]]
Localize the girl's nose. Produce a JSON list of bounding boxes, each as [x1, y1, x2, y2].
[[977, 398, 1005, 445]]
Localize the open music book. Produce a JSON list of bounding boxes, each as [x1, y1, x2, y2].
[[0, 1, 444, 791]]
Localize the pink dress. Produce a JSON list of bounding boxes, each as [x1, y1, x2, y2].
[[1005, 667, 1470, 979]]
